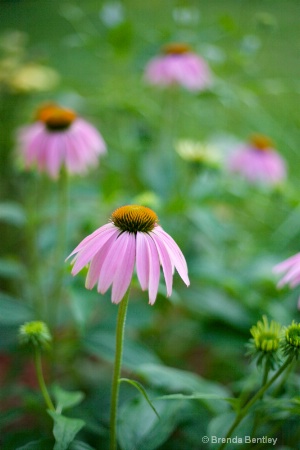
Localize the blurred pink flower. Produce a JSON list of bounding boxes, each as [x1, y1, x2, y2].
[[67, 205, 190, 304], [227, 134, 286, 185], [273, 253, 300, 308], [18, 103, 106, 179], [144, 43, 212, 91]]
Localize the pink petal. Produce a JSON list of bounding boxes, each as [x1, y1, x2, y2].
[[144, 233, 160, 305], [153, 227, 190, 286], [97, 232, 133, 295], [136, 232, 150, 290], [273, 253, 300, 274], [67, 223, 115, 258], [85, 231, 120, 289], [151, 232, 173, 297], [71, 227, 119, 275], [111, 233, 136, 303]]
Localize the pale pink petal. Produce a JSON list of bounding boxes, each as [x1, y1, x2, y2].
[[136, 232, 150, 290], [273, 253, 300, 273], [153, 227, 190, 286], [151, 233, 173, 297], [144, 233, 160, 305], [67, 223, 115, 258], [111, 233, 136, 303], [71, 227, 119, 275], [97, 232, 132, 294], [85, 231, 119, 289]]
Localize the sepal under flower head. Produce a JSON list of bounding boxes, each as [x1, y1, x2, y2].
[[247, 316, 282, 368], [282, 321, 300, 360], [19, 321, 52, 350]]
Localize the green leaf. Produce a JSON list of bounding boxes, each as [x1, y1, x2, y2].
[[0, 292, 33, 325], [16, 439, 54, 450], [0, 258, 25, 280], [0, 202, 26, 226], [118, 397, 183, 450], [136, 363, 231, 414], [157, 392, 234, 403], [120, 378, 160, 418], [52, 384, 85, 414], [48, 411, 85, 450], [70, 440, 96, 450]]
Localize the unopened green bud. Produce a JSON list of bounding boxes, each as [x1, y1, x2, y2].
[[19, 321, 52, 350], [282, 321, 300, 359], [247, 316, 282, 368]]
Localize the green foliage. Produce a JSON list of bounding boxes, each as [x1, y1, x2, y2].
[[48, 411, 85, 450], [1, 0, 300, 449]]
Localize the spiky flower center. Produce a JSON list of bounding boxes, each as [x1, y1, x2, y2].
[[251, 134, 273, 152], [285, 322, 300, 348], [36, 103, 77, 131], [111, 205, 158, 233], [163, 43, 191, 55]]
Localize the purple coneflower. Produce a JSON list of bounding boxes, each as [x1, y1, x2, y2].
[[68, 205, 190, 304], [144, 43, 212, 92], [18, 103, 106, 179], [227, 134, 286, 185]]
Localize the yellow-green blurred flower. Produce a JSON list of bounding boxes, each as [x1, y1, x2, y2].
[[10, 63, 59, 93], [175, 139, 221, 168]]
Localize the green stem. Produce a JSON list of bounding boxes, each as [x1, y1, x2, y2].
[[109, 288, 131, 450], [262, 358, 270, 387], [34, 348, 55, 412], [50, 168, 69, 325], [218, 356, 294, 450]]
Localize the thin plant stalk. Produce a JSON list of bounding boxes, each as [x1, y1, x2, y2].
[[51, 168, 69, 325], [109, 288, 131, 450], [218, 356, 294, 450], [34, 347, 55, 412]]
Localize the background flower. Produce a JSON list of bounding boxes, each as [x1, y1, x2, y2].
[[144, 43, 212, 91], [227, 134, 286, 185], [17, 103, 106, 179]]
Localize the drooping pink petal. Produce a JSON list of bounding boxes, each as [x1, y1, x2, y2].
[[144, 233, 161, 305], [153, 226, 190, 287], [97, 232, 133, 295], [151, 232, 173, 297], [136, 232, 150, 290], [67, 223, 115, 258], [273, 253, 300, 274], [111, 233, 136, 303], [85, 231, 120, 289], [71, 226, 119, 275]]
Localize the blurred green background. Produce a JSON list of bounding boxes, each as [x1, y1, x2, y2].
[[1, 1, 300, 449]]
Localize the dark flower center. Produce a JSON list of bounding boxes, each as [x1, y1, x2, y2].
[[251, 134, 273, 152], [36, 103, 77, 131], [111, 205, 158, 233], [163, 43, 191, 55]]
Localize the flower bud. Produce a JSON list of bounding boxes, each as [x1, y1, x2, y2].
[[19, 321, 52, 350], [282, 321, 300, 360], [247, 316, 282, 368]]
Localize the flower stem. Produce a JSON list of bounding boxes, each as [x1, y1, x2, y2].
[[51, 168, 69, 325], [109, 288, 131, 450], [218, 356, 294, 450], [34, 348, 55, 412]]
